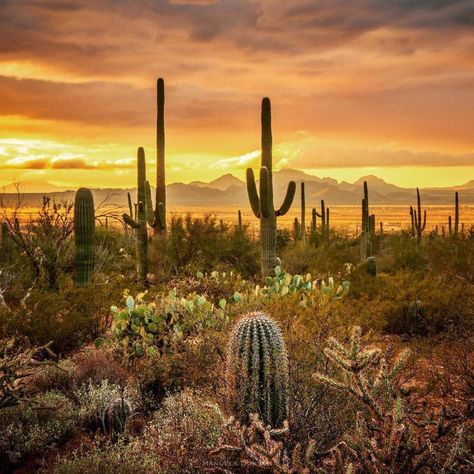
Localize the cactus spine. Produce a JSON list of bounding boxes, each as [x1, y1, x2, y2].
[[413, 188, 426, 244], [74, 188, 95, 287], [246, 98, 296, 276], [300, 182, 306, 242], [227, 311, 288, 427], [123, 147, 149, 284]]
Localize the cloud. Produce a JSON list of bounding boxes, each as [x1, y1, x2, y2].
[[277, 136, 474, 168]]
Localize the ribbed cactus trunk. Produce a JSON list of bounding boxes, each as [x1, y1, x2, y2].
[[155, 78, 167, 234], [300, 182, 306, 242], [227, 311, 288, 427], [454, 192, 459, 239], [260, 98, 277, 275], [74, 188, 95, 287], [123, 147, 149, 285], [246, 98, 296, 277]]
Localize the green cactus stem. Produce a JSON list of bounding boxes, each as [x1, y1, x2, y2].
[[149, 77, 167, 234], [293, 217, 300, 241], [227, 311, 288, 427], [300, 182, 306, 242], [311, 208, 317, 237], [74, 188, 95, 287], [122, 147, 149, 284], [246, 98, 296, 276]]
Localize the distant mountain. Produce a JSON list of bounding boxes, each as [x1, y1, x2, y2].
[[2, 170, 474, 206], [1, 179, 71, 194]]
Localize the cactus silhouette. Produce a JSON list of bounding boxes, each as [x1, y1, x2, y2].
[[454, 191, 459, 238], [147, 78, 167, 234], [246, 98, 296, 276], [227, 311, 288, 427], [360, 181, 371, 262], [74, 188, 95, 287], [300, 182, 306, 242], [123, 147, 149, 283], [413, 188, 426, 244]]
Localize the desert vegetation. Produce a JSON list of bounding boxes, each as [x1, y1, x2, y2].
[[0, 80, 473, 473]]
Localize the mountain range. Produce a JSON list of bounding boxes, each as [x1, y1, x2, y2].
[[2, 169, 474, 207]]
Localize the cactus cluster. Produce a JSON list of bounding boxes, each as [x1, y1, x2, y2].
[[246, 98, 296, 276], [410, 188, 426, 243], [74, 188, 95, 287], [312, 199, 329, 239], [227, 311, 288, 427]]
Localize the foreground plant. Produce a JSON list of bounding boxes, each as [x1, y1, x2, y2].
[[314, 327, 468, 473], [227, 311, 288, 427]]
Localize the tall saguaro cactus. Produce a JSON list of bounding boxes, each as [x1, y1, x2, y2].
[[123, 147, 149, 283], [146, 78, 167, 235], [227, 311, 288, 427], [300, 182, 306, 242], [413, 188, 426, 244], [74, 188, 95, 287], [454, 191, 460, 238], [246, 98, 296, 276], [360, 181, 371, 262]]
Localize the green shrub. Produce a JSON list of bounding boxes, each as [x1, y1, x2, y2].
[[0, 391, 78, 466]]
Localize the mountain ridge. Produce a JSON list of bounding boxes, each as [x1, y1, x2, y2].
[[2, 169, 474, 205]]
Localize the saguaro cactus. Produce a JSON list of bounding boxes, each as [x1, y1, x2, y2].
[[74, 188, 95, 287], [146, 78, 167, 235], [413, 188, 426, 244], [300, 182, 306, 242], [313, 199, 329, 238], [123, 147, 149, 283], [360, 181, 371, 262], [246, 98, 296, 276], [237, 209, 242, 230], [227, 311, 288, 427], [454, 191, 459, 238]]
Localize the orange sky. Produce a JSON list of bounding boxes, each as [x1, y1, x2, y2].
[[0, 0, 473, 190]]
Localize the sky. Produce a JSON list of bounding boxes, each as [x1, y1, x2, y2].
[[0, 0, 473, 190]]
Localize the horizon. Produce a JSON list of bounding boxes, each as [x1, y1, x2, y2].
[[1, 1, 473, 189]]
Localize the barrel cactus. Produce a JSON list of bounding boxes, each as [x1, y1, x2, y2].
[[74, 188, 95, 287], [366, 256, 377, 277], [226, 311, 288, 427]]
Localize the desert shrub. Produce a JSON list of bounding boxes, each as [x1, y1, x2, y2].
[[73, 349, 128, 387], [281, 236, 358, 276], [150, 214, 258, 277], [0, 285, 116, 354], [32, 358, 77, 394], [50, 389, 226, 474], [76, 380, 136, 435], [0, 391, 78, 466], [378, 232, 427, 272]]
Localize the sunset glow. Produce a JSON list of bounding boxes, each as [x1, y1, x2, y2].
[[1, 0, 473, 190]]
